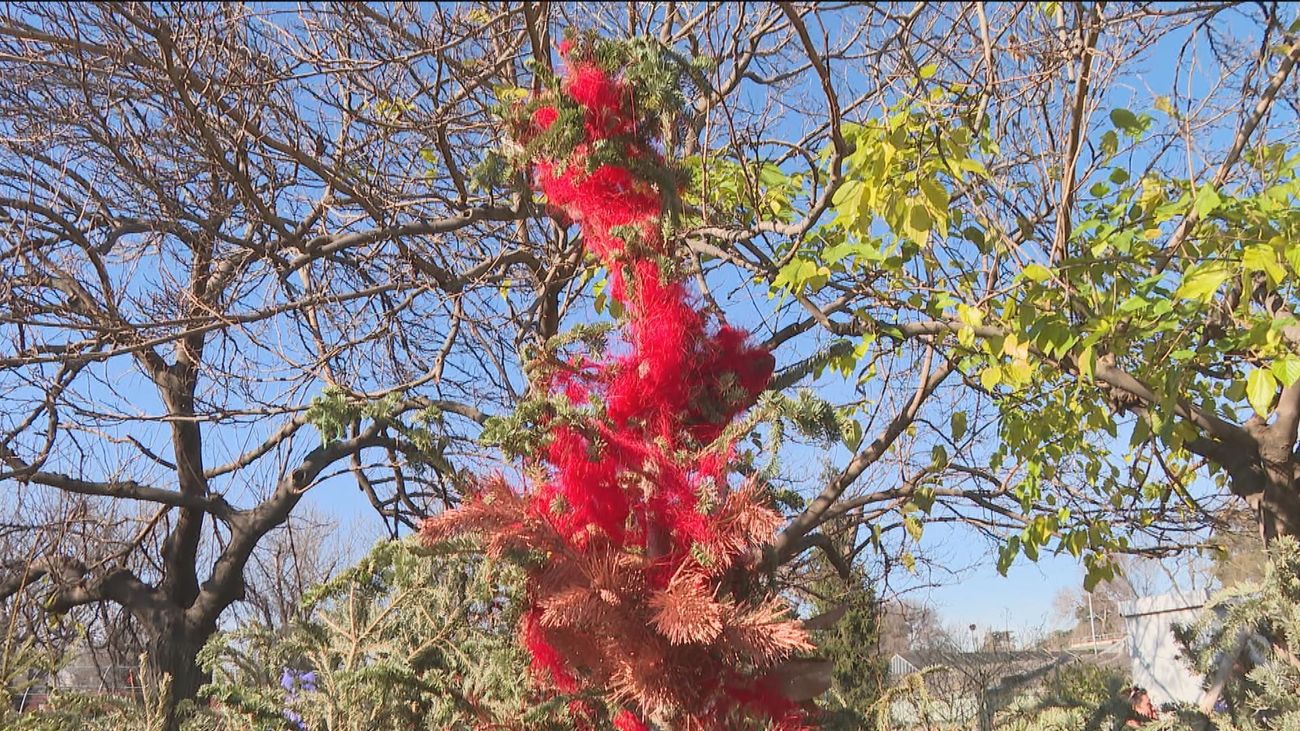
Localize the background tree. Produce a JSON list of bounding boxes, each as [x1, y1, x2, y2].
[[0, 3, 540, 721], [709, 2, 1300, 586], [879, 598, 956, 656], [232, 507, 370, 631], [809, 571, 888, 729]]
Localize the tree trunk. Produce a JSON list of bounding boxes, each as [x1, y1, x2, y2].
[[1256, 444, 1300, 542], [1258, 475, 1300, 541], [142, 612, 212, 731]]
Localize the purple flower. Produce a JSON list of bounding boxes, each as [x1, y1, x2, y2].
[[281, 667, 316, 730]]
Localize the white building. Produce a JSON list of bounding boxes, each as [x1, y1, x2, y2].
[[1117, 590, 1210, 706]]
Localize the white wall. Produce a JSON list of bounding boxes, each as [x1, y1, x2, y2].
[[1118, 591, 1209, 706]]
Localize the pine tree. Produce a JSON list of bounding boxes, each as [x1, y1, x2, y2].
[[196, 539, 569, 731], [809, 567, 886, 730], [1175, 537, 1300, 731]]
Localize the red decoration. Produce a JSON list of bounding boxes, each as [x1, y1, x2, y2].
[[422, 42, 814, 729]]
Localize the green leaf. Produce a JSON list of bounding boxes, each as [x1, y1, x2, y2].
[[1272, 357, 1300, 388], [1225, 379, 1247, 403], [1109, 167, 1130, 184], [1247, 368, 1278, 417], [841, 419, 864, 452], [908, 203, 933, 233], [1242, 244, 1286, 285], [1174, 262, 1233, 302], [1065, 531, 1087, 558], [1109, 108, 1139, 131], [1100, 130, 1119, 158], [919, 63, 938, 79], [1285, 242, 1300, 275], [1193, 185, 1222, 217], [951, 411, 968, 441], [1078, 345, 1096, 381], [1022, 263, 1052, 283], [913, 486, 936, 514], [919, 178, 950, 212], [997, 538, 1019, 575]]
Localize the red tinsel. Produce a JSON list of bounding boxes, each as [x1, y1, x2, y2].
[[422, 45, 814, 730], [532, 105, 559, 131]]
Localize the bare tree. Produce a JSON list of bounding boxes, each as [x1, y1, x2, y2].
[[234, 506, 371, 630], [0, 3, 549, 720]]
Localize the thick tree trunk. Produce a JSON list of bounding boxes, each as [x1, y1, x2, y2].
[[1210, 430, 1300, 543], [1258, 472, 1300, 542], [1255, 437, 1300, 542], [142, 611, 213, 731]]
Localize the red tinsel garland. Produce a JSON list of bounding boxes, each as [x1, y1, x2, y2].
[[422, 42, 814, 730]]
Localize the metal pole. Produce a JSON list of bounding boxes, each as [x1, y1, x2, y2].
[[1087, 592, 1098, 654]]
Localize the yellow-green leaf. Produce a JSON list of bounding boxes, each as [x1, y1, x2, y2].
[[900, 551, 917, 573], [1175, 263, 1233, 302], [980, 365, 1002, 391], [904, 515, 924, 541], [919, 178, 949, 212], [1242, 244, 1286, 285], [951, 411, 968, 441], [1193, 185, 1222, 217], [1247, 368, 1278, 417], [1022, 264, 1052, 283], [841, 419, 864, 452], [908, 202, 932, 233], [1273, 357, 1300, 388]]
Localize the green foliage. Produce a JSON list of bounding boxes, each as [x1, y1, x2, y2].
[[303, 387, 404, 444], [812, 573, 887, 729], [1174, 537, 1300, 731], [682, 154, 807, 230], [6, 543, 574, 731], [780, 56, 1300, 586], [993, 663, 1129, 731], [970, 147, 1300, 585], [479, 326, 615, 457], [302, 388, 455, 478], [734, 388, 847, 487], [3, 654, 176, 731], [196, 538, 568, 731], [1, 633, 55, 726]]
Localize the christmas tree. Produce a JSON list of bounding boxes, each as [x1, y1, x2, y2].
[[421, 34, 818, 730]]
